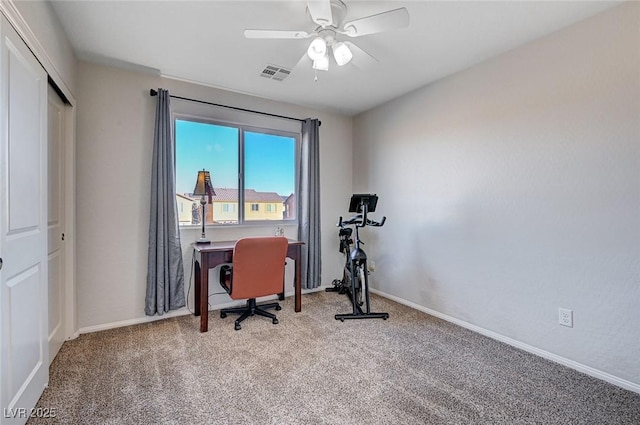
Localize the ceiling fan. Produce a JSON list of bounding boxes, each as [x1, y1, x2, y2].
[[244, 0, 409, 76]]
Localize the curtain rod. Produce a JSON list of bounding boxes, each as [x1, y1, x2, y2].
[[149, 89, 320, 126]]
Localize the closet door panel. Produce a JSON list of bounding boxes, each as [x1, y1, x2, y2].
[[0, 15, 49, 424]]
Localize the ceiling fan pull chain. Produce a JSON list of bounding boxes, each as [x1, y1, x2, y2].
[[314, 69, 319, 82]]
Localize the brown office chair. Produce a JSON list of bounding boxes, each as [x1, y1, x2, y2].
[[219, 236, 288, 330]]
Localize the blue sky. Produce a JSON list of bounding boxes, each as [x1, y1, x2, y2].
[[175, 120, 295, 196]]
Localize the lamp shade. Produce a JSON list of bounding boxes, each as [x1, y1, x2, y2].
[[193, 169, 215, 200], [307, 37, 327, 61], [333, 41, 353, 66]]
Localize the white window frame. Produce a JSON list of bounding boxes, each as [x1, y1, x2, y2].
[[174, 110, 300, 227]]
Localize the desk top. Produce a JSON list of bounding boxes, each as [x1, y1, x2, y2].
[[191, 238, 303, 252]]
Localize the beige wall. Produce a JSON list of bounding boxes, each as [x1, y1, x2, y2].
[[75, 60, 353, 330], [353, 3, 640, 388]]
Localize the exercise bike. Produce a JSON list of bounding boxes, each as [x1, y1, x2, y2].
[[327, 194, 389, 321]]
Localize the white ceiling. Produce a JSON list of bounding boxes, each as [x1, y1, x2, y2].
[[49, 1, 621, 116]]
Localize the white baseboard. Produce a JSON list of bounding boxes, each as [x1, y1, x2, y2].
[[78, 307, 193, 334], [78, 286, 329, 335], [370, 288, 640, 395], [66, 331, 80, 341]]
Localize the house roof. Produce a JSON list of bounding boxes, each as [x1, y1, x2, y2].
[[176, 193, 197, 202]]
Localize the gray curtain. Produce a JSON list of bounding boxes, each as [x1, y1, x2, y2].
[[298, 118, 321, 289], [145, 89, 186, 315]]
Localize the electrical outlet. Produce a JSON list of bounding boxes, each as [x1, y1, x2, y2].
[[559, 308, 573, 327], [368, 260, 376, 272]]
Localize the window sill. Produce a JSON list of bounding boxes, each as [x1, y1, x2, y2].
[[179, 222, 298, 232]]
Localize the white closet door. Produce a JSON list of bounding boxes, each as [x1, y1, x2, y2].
[[47, 85, 66, 365], [0, 15, 49, 425]]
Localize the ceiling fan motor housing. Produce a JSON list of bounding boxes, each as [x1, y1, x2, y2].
[[307, 0, 348, 29]]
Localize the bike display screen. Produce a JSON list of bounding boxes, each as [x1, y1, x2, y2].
[[348, 193, 378, 213]]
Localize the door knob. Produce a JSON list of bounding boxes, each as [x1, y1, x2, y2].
[[0, 257, 3, 270]]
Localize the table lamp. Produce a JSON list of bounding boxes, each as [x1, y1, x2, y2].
[[193, 169, 215, 244]]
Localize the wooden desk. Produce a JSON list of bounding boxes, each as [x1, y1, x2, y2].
[[192, 239, 304, 332]]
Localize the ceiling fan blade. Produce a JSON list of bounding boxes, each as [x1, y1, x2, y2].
[[244, 29, 311, 39], [307, 0, 333, 27], [344, 42, 378, 70], [342, 8, 409, 37]]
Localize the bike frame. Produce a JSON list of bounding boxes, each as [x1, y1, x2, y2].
[[333, 198, 389, 321]]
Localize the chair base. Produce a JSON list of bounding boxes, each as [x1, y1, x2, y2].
[[220, 298, 282, 330]]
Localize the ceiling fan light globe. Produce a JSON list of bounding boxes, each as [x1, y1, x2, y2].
[[307, 37, 327, 61], [312, 54, 329, 71], [333, 42, 353, 66]]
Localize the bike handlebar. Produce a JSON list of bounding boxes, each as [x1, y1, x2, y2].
[[370, 216, 386, 227], [337, 214, 386, 228]]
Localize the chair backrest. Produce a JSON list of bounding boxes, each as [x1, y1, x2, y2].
[[228, 236, 288, 300]]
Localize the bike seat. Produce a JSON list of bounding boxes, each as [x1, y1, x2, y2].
[[339, 228, 353, 237]]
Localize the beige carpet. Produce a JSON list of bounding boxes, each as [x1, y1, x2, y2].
[[29, 292, 640, 424]]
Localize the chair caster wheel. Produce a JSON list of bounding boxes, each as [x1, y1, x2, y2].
[[275, 305, 282, 311], [272, 318, 279, 325], [220, 312, 227, 318], [234, 322, 241, 331]]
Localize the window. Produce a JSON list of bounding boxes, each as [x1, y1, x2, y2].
[[175, 117, 298, 226]]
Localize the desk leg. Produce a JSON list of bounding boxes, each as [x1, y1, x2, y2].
[[200, 255, 209, 333], [278, 267, 284, 301], [294, 246, 301, 312], [194, 257, 201, 316]]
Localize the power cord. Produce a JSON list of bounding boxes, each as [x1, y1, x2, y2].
[[186, 248, 195, 314], [187, 248, 228, 315]]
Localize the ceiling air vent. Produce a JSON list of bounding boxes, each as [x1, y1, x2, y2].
[[260, 65, 291, 82]]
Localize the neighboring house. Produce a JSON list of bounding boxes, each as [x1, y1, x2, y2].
[[244, 189, 285, 221], [209, 188, 238, 223], [176, 193, 199, 225], [283, 193, 296, 220], [179, 188, 286, 224], [210, 188, 285, 223]]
